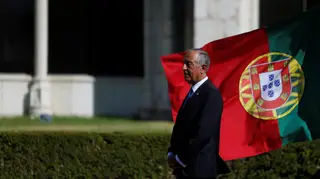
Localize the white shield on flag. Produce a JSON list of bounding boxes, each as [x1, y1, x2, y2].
[[259, 70, 282, 101], [248, 59, 292, 110]]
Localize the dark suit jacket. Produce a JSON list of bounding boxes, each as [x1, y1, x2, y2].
[[312, 170, 320, 179], [168, 79, 231, 178]]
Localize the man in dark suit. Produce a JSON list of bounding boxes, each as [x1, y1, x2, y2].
[[167, 49, 231, 178]]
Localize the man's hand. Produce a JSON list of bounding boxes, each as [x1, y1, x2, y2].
[[167, 154, 175, 167], [168, 155, 181, 169]]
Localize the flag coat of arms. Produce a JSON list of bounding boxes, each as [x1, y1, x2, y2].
[[161, 6, 320, 160]]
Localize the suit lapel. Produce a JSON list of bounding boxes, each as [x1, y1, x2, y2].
[[176, 80, 209, 122], [184, 80, 208, 109]]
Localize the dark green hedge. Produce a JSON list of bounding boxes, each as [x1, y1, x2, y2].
[[0, 132, 318, 178]]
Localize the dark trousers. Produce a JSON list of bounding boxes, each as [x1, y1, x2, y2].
[[173, 168, 216, 179], [175, 174, 216, 179], [312, 170, 320, 179], [173, 168, 187, 179]]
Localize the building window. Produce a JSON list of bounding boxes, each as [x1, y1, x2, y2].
[[48, 0, 144, 77], [306, 0, 320, 10], [0, 0, 34, 74], [260, 0, 320, 27], [260, 0, 303, 27]]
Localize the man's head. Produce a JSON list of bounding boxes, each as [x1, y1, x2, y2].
[[182, 49, 210, 85]]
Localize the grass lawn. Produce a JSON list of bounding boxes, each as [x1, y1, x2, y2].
[[0, 116, 174, 133]]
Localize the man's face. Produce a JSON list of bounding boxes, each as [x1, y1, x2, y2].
[[182, 51, 203, 84]]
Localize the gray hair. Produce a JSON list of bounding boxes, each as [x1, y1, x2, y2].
[[187, 48, 211, 72]]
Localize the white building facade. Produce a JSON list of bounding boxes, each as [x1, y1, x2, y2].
[[0, 0, 316, 118]]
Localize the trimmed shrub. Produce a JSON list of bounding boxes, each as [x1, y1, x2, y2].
[[220, 140, 320, 179], [0, 132, 318, 178]]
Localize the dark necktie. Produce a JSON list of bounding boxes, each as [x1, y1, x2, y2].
[[181, 88, 194, 109]]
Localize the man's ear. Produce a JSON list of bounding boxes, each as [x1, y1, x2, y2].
[[201, 65, 207, 72]]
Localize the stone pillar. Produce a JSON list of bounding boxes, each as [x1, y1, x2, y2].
[[302, 0, 307, 11], [29, 0, 52, 117], [194, 0, 260, 48], [138, 0, 173, 120], [239, 0, 260, 33]]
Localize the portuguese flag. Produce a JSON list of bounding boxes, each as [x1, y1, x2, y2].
[[161, 6, 320, 160]]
